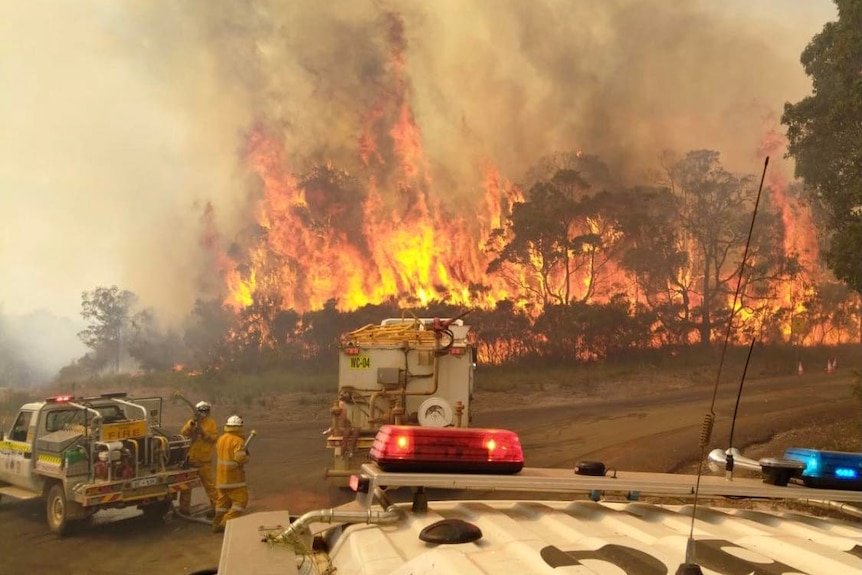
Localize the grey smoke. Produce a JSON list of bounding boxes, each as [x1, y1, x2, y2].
[[0, 0, 837, 370]]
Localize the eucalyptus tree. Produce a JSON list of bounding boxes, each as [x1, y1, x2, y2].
[[783, 0, 862, 296]]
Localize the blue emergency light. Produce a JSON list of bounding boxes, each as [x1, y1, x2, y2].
[[783, 448, 862, 490]]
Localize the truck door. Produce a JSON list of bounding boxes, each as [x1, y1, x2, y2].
[[0, 410, 36, 489]]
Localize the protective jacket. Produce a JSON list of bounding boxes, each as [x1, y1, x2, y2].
[[180, 415, 218, 465], [216, 430, 249, 489]]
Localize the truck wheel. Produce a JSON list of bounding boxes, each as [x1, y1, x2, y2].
[[141, 499, 173, 523], [46, 483, 70, 535]]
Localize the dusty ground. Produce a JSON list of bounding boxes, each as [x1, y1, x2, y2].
[[0, 369, 859, 575]]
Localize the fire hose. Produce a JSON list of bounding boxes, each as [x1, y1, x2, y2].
[[174, 390, 206, 443], [343, 310, 471, 351], [173, 390, 197, 417]]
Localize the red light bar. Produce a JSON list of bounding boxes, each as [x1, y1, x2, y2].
[[343, 346, 361, 356], [449, 347, 465, 356], [370, 425, 524, 474], [46, 395, 73, 403]]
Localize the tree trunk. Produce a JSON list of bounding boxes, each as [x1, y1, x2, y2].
[[700, 258, 711, 346]]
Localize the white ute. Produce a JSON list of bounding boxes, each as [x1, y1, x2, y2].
[[0, 392, 201, 534]]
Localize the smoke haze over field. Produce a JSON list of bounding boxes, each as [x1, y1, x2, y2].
[[0, 0, 838, 332]]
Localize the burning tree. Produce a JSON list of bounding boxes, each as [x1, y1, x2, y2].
[[487, 167, 627, 308], [615, 186, 691, 346], [660, 150, 801, 346]]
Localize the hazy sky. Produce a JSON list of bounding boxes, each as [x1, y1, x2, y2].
[[0, 0, 839, 323]]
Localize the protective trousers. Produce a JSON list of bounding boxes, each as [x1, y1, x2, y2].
[[179, 461, 216, 513], [212, 486, 249, 531]]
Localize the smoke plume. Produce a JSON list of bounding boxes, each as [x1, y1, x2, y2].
[[0, 0, 836, 323]]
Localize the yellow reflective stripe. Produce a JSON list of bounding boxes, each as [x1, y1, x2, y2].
[[169, 479, 200, 492], [37, 454, 62, 465], [217, 460, 239, 467], [217, 481, 247, 489], [0, 441, 31, 453]]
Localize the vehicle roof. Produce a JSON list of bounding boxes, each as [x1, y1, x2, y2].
[[19, 401, 45, 411], [17, 395, 141, 413], [327, 498, 862, 575], [220, 463, 862, 575]]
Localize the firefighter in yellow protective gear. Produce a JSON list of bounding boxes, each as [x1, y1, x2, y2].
[[178, 401, 218, 515], [212, 414, 250, 533]]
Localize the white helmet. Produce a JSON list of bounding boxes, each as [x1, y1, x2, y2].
[[195, 401, 211, 413], [225, 415, 244, 430]]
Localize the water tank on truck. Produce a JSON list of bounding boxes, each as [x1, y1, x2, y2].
[[323, 314, 476, 483]]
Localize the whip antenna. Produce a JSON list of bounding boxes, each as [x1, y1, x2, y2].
[[679, 156, 769, 573], [726, 337, 757, 478]]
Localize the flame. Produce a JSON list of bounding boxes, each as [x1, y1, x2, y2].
[[231, 128, 523, 312], [752, 116, 828, 341], [198, 20, 856, 350], [212, 13, 521, 314], [199, 202, 254, 310]]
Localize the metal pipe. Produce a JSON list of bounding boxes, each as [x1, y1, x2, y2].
[[454, 401, 464, 428], [368, 390, 385, 423], [68, 402, 102, 427], [801, 499, 862, 519], [151, 435, 169, 471], [374, 353, 442, 418], [277, 488, 402, 544], [323, 468, 354, 479], [113, 398, 148, 421], [127, 438, 139, 476]]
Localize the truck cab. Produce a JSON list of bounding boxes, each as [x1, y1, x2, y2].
[[0, 403, 41, 491]]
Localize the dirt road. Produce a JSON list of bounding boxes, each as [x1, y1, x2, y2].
[[0, 372, 857, 575]]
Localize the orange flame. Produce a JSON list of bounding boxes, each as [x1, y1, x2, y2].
[[200, 21, 855, 349], [214, 13, 522, 314]]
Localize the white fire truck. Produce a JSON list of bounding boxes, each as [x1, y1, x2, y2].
[[323, 315, 476, 481], [0, 392, 201, 534]]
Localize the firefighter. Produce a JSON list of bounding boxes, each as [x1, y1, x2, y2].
[[212, 414, 250, 533], [178, 401, 218, 516]]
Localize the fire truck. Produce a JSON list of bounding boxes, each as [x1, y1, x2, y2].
[[0, 392, 201, 535], [323, 315, 476, 482]]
